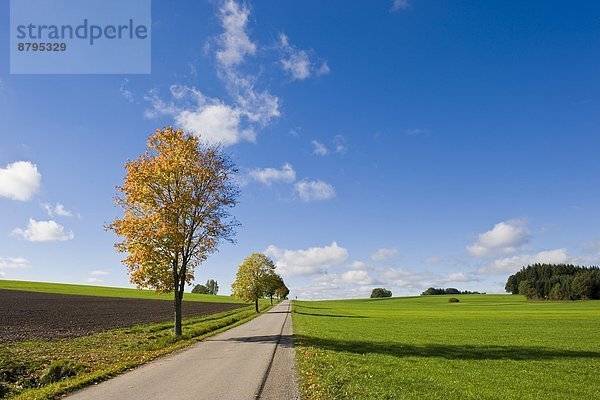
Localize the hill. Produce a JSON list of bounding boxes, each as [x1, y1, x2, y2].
[[0, 280, 243, 303]]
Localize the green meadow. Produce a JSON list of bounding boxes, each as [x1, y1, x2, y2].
[[292, 295, 600, 400], [0, 280, 243, 303]]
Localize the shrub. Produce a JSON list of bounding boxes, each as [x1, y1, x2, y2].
[[370, 288, 392, 298], [39, 360, 83, 385], [448, 298, 460, 303]]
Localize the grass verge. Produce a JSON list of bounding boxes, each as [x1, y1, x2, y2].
[[292, 295, 600, 400], [1, 303, 271, 400]]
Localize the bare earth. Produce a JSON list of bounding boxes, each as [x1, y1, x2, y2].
[[0, 289, 245, 342], [68, 300, 299, 400]]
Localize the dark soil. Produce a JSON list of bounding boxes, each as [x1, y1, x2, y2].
[[0, 289, 246, 342]]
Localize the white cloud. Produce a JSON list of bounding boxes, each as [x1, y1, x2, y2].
[[146, 86, 253, 146], [316, 62, 330, 76], [440, 272, 472, 284], [145, 1, 280, 147], [265, 241, 348, 276], [311, 140, 328, 156], [294, 179, 335, 202], [0, 257, 28, 269], [278, 33, 329, 80], [90, 270, 109, 276], [478, 248, 570, 275], [86, 278, 104, 284], [340, 270, 379, 285], [216, 0, 256, 68], [371, 247, 399, 261], [333, 135, 347, 154], [11, 219, 74, 242], [248, 163, 296, 185], [178, 102, 253, 146], [467, 219, 529, 257], [42, 202, 73, 217], [120, 79, 134, 103], [0, 161, 41, 201], [350, 260, 368, 270], [391, 0, 409, 11], [423, 256, 443, 264]]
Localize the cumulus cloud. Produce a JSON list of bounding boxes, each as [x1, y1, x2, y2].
[[278, 33, 329, 80], [145, 85, 260, 146], [478, 248, 570, 275], [0, 257, 28, 269], [90, 270, 110, 276], [294, 179, 335, 202], [42, 202, 73, 217], [0, 161, 41, 201], [340, 270, 380, 285], [145, 1, 279, 146], [216, 0, 256, 68], [311, 140, 328, 156], [371, 247, 399, 261], [467, 219, 530, 257], [391, 0, 409, 11], [265, 241, 348, 276], [248, 163, 296, 185], [11, 219, 74, 242]]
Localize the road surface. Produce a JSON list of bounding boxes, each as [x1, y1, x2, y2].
[[68, 300, 298, 400]]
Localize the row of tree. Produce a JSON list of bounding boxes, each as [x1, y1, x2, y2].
[[421, 287, 485, 295], [231, 253, 289, 312], [505, 264, 600, 300], [191, 279, 219, 295]]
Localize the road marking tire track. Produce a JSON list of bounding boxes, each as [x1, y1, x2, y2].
[[255, 301, 290, 399]]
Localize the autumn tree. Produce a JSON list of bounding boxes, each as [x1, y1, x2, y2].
[[108, 127, 239, 336], [265, 274, 285, 305], [275, 283, 289, 300], [231, 253, 276, 312]]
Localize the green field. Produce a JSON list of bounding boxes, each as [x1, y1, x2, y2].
[[292, 295, 600, 400], [0, 280, 243, 303]]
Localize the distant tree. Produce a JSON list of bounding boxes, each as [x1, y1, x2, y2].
[[505, 275, 518, 294], [276, 283, 290, 300], [421, 287, 442, 296], [231, 253, 276, 312], [506, 264, 600, 300], [518, 280, 538, 300], [205, 279, 219, 295], [107, 127, 239, 336], [191, 284, 209, 294], [265, 274, 285, 305], [421, 287, 484, 296], [370, 288, 392, 298]]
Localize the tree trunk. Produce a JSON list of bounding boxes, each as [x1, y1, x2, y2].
[[255, 298, 259, 313], [270, 295, 273, 305], [174, 289, 182, 336]]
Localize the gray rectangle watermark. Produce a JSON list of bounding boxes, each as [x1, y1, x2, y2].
[[10, 0, 151, 74]]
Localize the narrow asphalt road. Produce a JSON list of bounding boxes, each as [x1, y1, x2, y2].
[[68, 300, 298, 400]]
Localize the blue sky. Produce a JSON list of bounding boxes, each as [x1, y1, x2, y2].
[[1, 0, 600, 299]]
